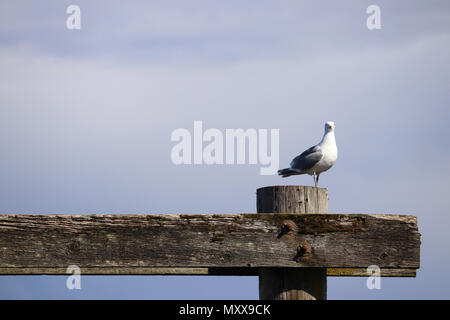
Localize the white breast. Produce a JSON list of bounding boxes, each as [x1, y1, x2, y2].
[[314, 132, 338, 174]]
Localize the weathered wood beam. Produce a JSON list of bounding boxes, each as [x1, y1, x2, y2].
[[327, 268, 416, 277], [0, 267, 416, 277], [0, 214, 420, 273]]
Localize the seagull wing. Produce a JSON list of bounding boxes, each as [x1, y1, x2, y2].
[[290, 145, 324, 173]]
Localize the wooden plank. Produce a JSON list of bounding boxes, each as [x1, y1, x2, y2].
[[0, 267, 416, 277], [0, 213, 420, 272], [327, 268, 416, 277]]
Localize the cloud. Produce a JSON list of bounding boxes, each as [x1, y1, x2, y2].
[[1, 0, 449, 64], [0, 28, 449, 212]]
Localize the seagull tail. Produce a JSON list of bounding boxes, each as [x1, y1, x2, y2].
[[277, 168, 299, 178]]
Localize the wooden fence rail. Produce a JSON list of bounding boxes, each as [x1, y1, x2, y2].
[[0, 186, 421, 300]]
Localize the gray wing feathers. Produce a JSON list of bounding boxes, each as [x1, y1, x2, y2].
[[290, 145, 323, 172]]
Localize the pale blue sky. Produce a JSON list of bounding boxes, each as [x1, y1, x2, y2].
[[0, 0, 449, 299]]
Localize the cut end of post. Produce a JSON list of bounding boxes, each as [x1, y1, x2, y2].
[[257, 185, 328, 214]]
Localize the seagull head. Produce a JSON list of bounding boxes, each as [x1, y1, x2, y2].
[[325, 121, 335, 132]]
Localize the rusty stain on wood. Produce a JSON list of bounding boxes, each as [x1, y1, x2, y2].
[[0, 213, 420, 273]]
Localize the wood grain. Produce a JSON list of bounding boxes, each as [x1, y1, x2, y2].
[[0, 213, 420, 272], [0, 267, 416, 277], [257, 186, 328, 214], [257, 186, 329, 300]]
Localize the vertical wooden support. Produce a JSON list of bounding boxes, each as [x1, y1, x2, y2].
[[257, 186, 328, 300]]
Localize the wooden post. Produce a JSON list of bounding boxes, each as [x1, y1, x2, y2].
[[257, 185, 328, 300]]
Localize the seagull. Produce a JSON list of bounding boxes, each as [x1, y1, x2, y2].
[[278, 121, 338, 187]]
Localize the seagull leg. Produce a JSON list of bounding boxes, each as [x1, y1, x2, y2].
[[313, 173, 317, 187], [316, 174, 320, 187]]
